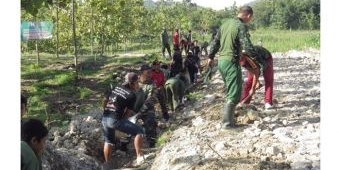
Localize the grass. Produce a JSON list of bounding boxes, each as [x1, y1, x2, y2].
[[186, 91, 204, 102], [156, 127, 175, 147], [21, 52, 159, 127], [250, 29, 320, 52], [78, 87, 93, 99]]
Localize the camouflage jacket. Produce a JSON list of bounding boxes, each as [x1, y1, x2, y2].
[[208, 17, 266, 71], [133, 80, 158, 115]]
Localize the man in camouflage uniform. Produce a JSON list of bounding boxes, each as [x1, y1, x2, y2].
[[133, 64, 159, 148], [165, 70, 190, 112], [161, 29, 171, 59], [208, 6, 262, 129]]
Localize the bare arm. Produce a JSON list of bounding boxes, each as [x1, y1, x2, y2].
[[102, 96, 109, 110], [240, 54, 260, 95], [123, 108, 133, 119]]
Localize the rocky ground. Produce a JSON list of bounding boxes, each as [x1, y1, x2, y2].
[[42, 48, 320, 170]]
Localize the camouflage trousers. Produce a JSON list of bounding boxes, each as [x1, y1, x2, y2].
[[141, 111, 158, 148], [156, 87, 169, 120]]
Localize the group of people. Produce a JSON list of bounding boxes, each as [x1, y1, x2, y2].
[[101, 58, 195, 167], [102, 27, 212, 166], [208, 5, 274, 129], [161, 28, 198, 59], [20, 5, 275, 170]]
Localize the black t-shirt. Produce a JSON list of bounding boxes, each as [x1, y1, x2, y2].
[[104, 86, 136, 119], [192, 46, 200, 57]]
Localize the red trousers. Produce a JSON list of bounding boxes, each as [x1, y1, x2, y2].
[[240, 56, 274, 105]]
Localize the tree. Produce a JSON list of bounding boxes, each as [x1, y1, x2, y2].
[[21, 0, 53, 17]]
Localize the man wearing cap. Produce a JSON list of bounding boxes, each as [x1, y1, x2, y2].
[[161, 29, 171, 59], [184, 50, 198, 84], [101, 72, 146, 166], [133, 64, 158, 148], [151, 60, 170, 121], [208, 5, 260, 129]]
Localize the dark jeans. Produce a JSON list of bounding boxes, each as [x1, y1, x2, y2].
[[140, 112, 158, 148], [162, 43, 171, 58], [102, 113, 144, 145], [156, 87, 169, 120]]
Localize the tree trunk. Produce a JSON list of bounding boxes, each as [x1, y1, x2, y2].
[[124, 37, 127, 53], [56, 0, 59, 58], [90, 6, 93, 56], [72, 0, 78, 81], [36, 40, 40, 65]]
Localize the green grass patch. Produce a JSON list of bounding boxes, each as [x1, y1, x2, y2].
[[78, 87, 93, 99], [156, 128, 174, 147], [186, 91, 204, 101], [250, 29, 320, 52]]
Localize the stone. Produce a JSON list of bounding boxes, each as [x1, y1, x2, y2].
[[204, 94, 216, 103], [242, 116, 251, 124], [260, 130, 274, 138], [192, 116, 204, 127], [247, 109, 259, 121], [215, 123, 221, 129], [266, 146, 279, 156], [85, 116, 93, 122], [214, 141, 227, 151], [253, 120, 260, 127], [290, 160, 313, 170], [263, 117, 271, 122], [302, 121, 309, 126], [260, 156, 270, 162], [271, 115, 279, 122], [277, 153, 283, 159], [211, 79, 224, 84], [307, 124, 315, 131]]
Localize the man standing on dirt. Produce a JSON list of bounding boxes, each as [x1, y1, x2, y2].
[[102, 72, 146, 166], [133, 64, 159, 148], [151, 60, 170, 121], [208, 5, 258, 129], [186, 30, 193, 53], [161, 28, 172, 59], [173, 28, 180, 52], [240, 45, 274, 109]]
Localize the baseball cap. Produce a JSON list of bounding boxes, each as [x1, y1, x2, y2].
[[140, 64, 152, 72], [123, 72, 139, 85]]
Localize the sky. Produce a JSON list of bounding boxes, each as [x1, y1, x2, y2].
[[155, 0, 255, 10]]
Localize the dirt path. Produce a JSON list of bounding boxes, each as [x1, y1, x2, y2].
[[148, 49, 320, 170], [42, 49, 320, 170]]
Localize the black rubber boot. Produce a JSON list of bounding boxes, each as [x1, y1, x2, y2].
[[221, 103, 236, 129]]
